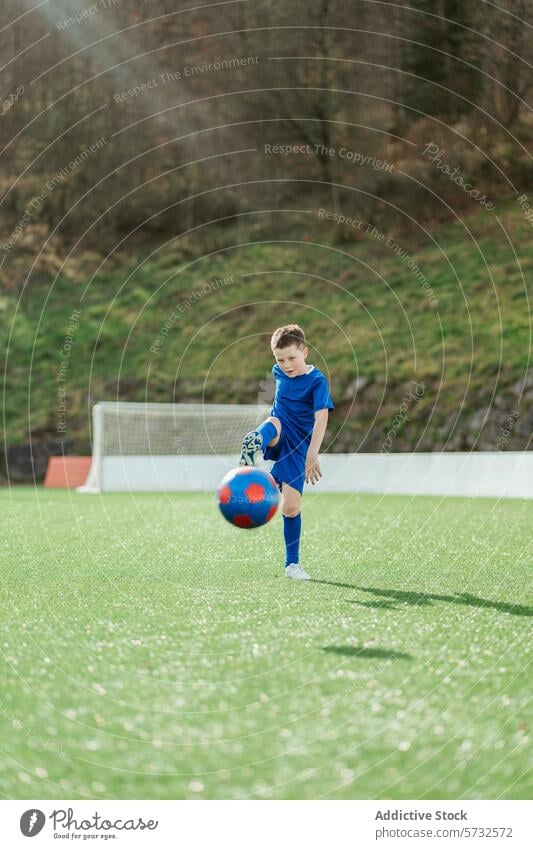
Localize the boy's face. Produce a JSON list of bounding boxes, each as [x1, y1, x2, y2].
[[272, 343, 309, 377]]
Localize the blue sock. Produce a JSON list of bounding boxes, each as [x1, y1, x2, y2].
[[283, 513, 301, 567], [257, 419, 278, 450]]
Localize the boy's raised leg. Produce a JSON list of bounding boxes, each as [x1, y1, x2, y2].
[[239, 418, 279, 466]]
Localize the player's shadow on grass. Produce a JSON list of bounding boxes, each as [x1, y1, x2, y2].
[[350, 599, 400, 611], [322, 645, 412, 660], [310, 580, 533, 617], [357, 585, 533, 617]]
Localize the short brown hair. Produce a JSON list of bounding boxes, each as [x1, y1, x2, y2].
[[271, 324, 306, 350]]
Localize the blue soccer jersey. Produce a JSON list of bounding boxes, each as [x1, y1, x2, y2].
[[263, 364, 334, 493]]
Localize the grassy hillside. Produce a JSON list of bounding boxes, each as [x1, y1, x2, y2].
[[2, 197, 532, 463]]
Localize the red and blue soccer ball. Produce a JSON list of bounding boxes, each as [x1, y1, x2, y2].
[[217, 467, 280, 529]]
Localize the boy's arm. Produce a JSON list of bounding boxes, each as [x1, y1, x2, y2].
[[305, 409, 329, 485]]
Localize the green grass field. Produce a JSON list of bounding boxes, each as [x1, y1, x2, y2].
[[1, 488, 531, 800]]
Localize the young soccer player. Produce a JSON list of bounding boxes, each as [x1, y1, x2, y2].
[[239, 324, 334, 580]]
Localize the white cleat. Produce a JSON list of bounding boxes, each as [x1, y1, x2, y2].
[[239, 430, 263, 466], [285, 564, 311, 580]]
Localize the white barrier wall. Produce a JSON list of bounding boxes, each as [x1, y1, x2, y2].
[[98, 452, 533, 498]]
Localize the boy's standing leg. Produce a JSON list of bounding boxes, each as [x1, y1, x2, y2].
[[239, 418, 310, 579], [281, 482, 310, 580]]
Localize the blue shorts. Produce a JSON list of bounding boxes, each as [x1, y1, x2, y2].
[[263, 426, 309, 494]]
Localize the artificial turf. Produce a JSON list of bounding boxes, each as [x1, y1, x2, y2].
[[1, 487, 531, 799]]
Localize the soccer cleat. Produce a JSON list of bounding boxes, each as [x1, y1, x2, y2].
[[285, 563, 310, 580], [239, 430, 263, 466]]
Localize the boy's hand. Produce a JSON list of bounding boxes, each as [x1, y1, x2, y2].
[[305, 450, 322, 485]]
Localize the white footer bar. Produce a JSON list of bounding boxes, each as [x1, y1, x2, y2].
[[2, 799, 530, 848]]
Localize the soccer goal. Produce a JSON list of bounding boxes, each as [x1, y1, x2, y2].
[[78, 402, 271, 493], [78, 402, 533, 497]]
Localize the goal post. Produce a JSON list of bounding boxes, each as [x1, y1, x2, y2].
[[78, 402, 271, 493], [77, 403, 533, 498]]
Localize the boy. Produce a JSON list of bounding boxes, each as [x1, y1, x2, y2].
[[239, 324, 334, 580]]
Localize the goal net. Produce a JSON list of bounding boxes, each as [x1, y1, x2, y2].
[[78, 402, 271, 493]]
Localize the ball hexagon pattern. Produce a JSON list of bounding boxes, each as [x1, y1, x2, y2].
[[216, 467, 280, 529]]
